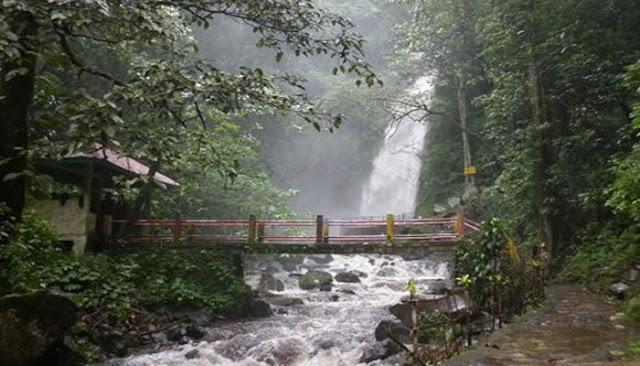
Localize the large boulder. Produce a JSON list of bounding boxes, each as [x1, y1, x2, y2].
[[299, 270, 333, 290], [359, 340, 402, 363], [259, 273, 284, 292], [335, 271, 361, 283], [0, 291, 78, 366], [388, 295, 459, 327], [374, 320, 411, 343], [249, 299, 273, 318]]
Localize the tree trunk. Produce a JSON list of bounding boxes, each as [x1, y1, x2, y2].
[[526, 0, 555, 265], [0, 12, 39, 224], [457, 77, 475, 192], [528, 58, 555, 263]]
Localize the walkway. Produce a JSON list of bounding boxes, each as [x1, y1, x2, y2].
[[446, 285, 637, 366]]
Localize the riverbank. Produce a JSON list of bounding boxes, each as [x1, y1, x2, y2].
[[444, 284, 639, 366]]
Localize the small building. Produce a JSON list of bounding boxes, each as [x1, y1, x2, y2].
[[27, 143, 178, 254]]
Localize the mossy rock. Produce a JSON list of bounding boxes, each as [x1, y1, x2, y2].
[[625, 295, 640, 327], [298, 270, 333, 290], [0, 291, 78, 365]]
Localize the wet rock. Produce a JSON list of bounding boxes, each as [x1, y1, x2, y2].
[[203, 329, 226, 343], [178, 336, 190, 345], [183, 308, 215, 326], [350, 270, 368, 278], [167, 326, 185, 342], [318, 283, 333, 292], [389, 295, 456, 327], [299, 270, 333, 290], [359, 340, 400, 363], [0, 291, 78, 365], [368, 258, 376, 265], [185, 324, 206, 340], [338, 289, 356, 295], [249, 299, 273, 318], [429, 280, 449, 294], [265, 297, 304, 307], [330, 295, 340, 302], [610, 282, 630, 299], [374, 320, 411, 343], [288, 273, 303, 278], [381, 261, 389, 267], [278, 254, 304, 271], [335, 271, 361, 283], [308, 255, 333, 264], [259, 273, 285, 292], [185, 349, 200, 359], [376, 267, 398, 277]]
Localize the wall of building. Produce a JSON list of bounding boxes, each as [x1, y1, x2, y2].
[[26, 196, 95, 254]]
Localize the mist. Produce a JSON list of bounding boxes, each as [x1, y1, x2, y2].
[[192, 0, 413, 218]]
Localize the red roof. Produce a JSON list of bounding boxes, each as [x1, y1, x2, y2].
[[82, 143, 179, 186]]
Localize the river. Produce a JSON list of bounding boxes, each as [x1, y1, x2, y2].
[[115, 253, 452, 365]]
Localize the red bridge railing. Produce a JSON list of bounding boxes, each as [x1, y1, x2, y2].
[[111, 212, 481, 244]]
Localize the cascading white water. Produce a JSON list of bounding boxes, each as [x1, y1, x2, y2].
[[114, 254, 452, 366], [360, 77, 432, 217]]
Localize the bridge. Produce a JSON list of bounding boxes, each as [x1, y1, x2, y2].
[[110, 212, 481, 254]]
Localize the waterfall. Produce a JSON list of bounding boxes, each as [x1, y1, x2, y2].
[[106, 77, 446, 366], [359, 77, 432, 217]]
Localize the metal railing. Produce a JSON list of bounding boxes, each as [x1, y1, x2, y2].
[[111, 212, 480, 244]]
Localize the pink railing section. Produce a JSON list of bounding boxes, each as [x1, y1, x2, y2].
[[111, 212, 481, 244]]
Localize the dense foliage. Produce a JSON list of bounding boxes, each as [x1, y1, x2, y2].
[[455, 219, 544, 317], [398, 0, 640, 290], [0, 213, 252, 324]]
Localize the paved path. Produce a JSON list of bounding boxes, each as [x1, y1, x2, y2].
[[445, 285, 637, 366]]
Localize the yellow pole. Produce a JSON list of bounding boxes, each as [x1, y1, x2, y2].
[[386, 214, 395, 242]]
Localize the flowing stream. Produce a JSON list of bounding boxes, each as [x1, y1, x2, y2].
[[117, 254, 452, 366], [115, 77, 441, 365]]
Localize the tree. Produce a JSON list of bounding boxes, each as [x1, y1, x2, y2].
[[0, 0, 379, 221]]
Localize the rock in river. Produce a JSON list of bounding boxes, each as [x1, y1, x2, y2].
[[299, 270, 333, 290], [335, 271, 361, 283], [259, 273, 285, 292]]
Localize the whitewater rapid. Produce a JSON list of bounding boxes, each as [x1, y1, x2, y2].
[[114, 253, 452, 366]]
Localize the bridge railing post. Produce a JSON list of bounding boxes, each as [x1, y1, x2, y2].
[[386, 214, 395, 242], [173, 212, 182, 241], [257, 221, 265, 243], [248, 214, 257, 244], [316, 215, 323, 244], [323, 222, 329, 244], [456, 207, 466, 237]]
